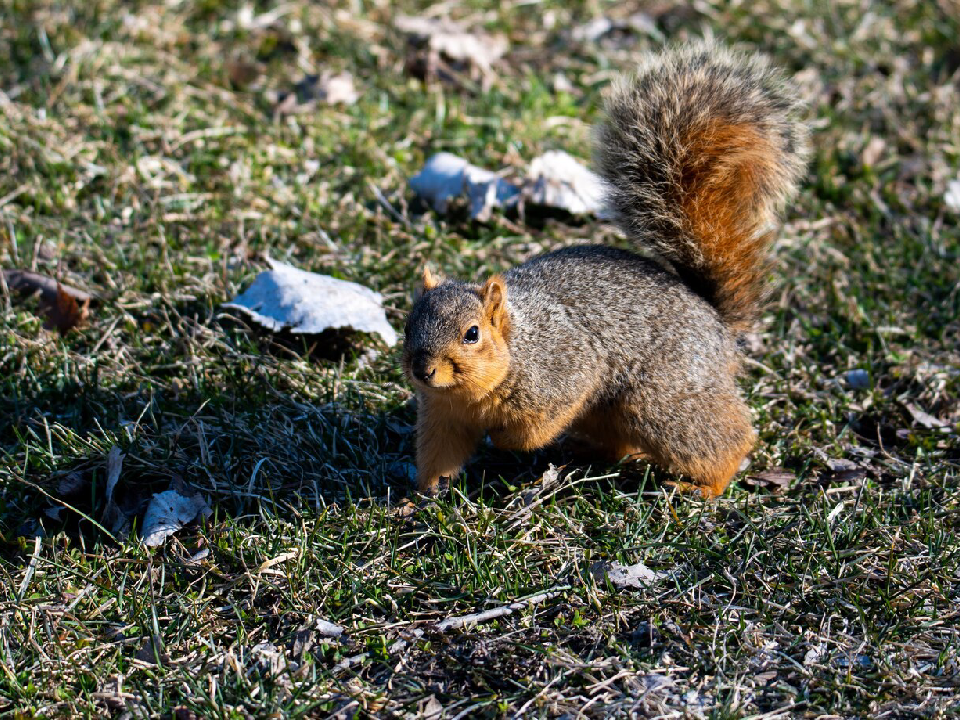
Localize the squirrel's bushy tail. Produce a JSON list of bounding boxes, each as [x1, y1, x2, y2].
[[594, 42, 808, 331]]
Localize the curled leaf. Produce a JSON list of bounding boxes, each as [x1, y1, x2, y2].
[[223, 258, 397, 346], [101, 447, 129, 535], [141, 489, 212, 547], [2, 269, 96, 333], [523, 151, 605, 215]]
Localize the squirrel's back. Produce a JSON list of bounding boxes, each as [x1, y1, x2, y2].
[[593, 41, 808, 331]]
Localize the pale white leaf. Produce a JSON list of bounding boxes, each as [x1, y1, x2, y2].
[[223, 259, 397, 346], [591, 560, 666, 590], [571, 13, 663, 43], [141, 489, 212, 547], [409, 153, 468, 214], [315, 619, 344, 637], [906, 403, 948, 429], [409, 152, 519, 220], [524, 150, 605, 215], [945, 179, 960, 212]]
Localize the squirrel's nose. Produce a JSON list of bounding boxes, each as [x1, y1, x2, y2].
[[415, 365, 437, 383], [411, 353, 437, 383]]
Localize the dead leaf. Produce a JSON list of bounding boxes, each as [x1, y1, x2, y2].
[[393, 499, 418, 519], [396, 15, 507, 89], [523, 151, 605, 215], [226, 59, 263, 89], [101, 447, 129, 536], [49, 283, 89, 332], [906, 403, 948, 429], [743, 469, 794, 491], [410, 151, 605, 220], [224, 258, 397, 346], [571, 13, 663, 43], [843, 369, 870, 390], [945, 179, 960, 212], [141, 489, 212, 547], [409, 152, 520, 219], [2, 269, 96, 332], [315, 619, 344, 638], [272, 71, 360, 113], [591, 560, 665, 590], [56, 471, 86, 496], [416, 695, 443, 719], [861, 137, 886, 168]]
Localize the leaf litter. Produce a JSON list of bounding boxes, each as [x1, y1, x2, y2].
[[396, 15, 508, 90], [270, 71, 360, 113]]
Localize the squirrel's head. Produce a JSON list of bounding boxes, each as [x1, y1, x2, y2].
[[402, 269, 511, 399]]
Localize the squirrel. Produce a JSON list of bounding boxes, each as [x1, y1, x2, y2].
[[402, 42, 809, 499]]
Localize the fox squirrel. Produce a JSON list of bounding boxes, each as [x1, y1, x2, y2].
[[402, 42, 809, 498]]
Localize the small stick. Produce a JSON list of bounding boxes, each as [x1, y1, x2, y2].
[[434, 586, 570, 632], [367, 181, 411, 227]]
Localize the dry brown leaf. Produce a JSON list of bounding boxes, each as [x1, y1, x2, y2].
[[49, 284, 90, 332], [226, 59, 263, 89], [2, 269, 96, 304], [2, 269, 95, 333], [393, 499, 419, 519]]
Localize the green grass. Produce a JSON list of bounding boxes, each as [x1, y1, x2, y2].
[[2, 0, 959, 717]]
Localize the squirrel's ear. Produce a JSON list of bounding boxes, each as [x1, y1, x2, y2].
[[422, 267, 440, 291], [481, 275, 507, 328], [415, 267, 441, 300]]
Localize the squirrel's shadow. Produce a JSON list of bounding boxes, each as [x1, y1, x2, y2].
[[2, 304, 410, 546]]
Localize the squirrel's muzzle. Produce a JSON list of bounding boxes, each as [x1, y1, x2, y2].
[[410, 353, 437, 385]]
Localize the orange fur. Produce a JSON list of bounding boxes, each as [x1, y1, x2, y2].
[[415, 398, 484, 493], [680, 120, 780, 332]]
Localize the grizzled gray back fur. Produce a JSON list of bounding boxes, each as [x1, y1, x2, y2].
[[497, 245, 737, 418], [593, 40, 809, 329]]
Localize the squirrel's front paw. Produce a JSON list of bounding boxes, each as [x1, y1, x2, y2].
[[417, 475, 450, 496], [663, 479, 721, 500]]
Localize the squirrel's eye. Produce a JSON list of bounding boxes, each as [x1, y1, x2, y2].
[[463, 326, 480, 344]]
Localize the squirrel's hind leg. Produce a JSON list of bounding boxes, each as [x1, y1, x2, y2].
[[618, 391, 756, 499]]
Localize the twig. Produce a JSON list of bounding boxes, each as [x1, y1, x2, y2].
[[434, 586, 570, 632], [367, 180, 411, 227]]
